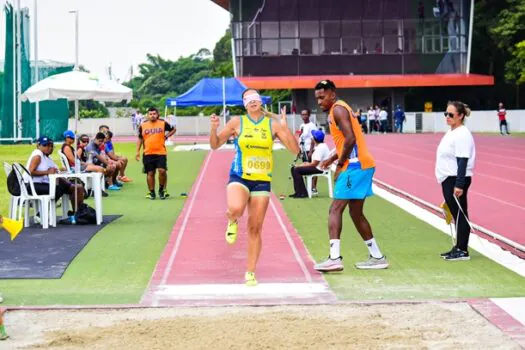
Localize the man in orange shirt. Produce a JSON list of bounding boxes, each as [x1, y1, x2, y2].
[[136, 107, 176, 200], [313, 80, 388, 272]]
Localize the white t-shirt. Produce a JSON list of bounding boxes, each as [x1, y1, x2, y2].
[[379, 110, 388, 121], [24, 149, 58, 184], [367, 109, 375, 120], [311, 143, 331, 170], [299, 121, 317, 151], [435, 125, 476, 183]]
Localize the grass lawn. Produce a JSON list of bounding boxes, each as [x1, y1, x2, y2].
[[0, 143, 205, 305], [272, 151, 525, 300]]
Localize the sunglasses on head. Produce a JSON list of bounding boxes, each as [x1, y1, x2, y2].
[[444, 112, 455, 118]]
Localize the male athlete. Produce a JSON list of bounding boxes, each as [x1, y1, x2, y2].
[[136, 107, 176, 199], [313, 80, 389, 272]]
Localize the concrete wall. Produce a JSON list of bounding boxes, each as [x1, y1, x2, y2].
[[69, 110, 524, 136], [404, 110, 525, 133]]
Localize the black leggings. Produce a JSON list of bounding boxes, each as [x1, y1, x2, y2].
[[441, 176, 472, 251], [291, 165, 323, 196]]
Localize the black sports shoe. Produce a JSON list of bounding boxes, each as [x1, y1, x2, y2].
[[146, 191, 156, 200], [159, 191, 170, 200], [440, 247, 455, 259], [444, 247, 470, 261]]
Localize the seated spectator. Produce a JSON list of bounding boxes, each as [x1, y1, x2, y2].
[[86, 133, 120, 191], [289, 130, 331, 198], [24, 136, 85, 219], [61, 130, 105, 174], [101, 129, 132, 183]]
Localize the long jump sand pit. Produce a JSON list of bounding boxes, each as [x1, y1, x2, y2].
[[5, 303, 519, 349]]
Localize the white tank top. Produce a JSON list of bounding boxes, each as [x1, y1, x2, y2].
[[24, 149, 58, 184]]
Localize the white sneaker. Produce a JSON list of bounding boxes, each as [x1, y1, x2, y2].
[[311, 189, 318, 197], [355, 255, 389, 269], [314, 257, 344, 272]]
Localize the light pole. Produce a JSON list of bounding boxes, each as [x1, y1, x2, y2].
[[34, 0, 40, 139], [68, 10, 79, 70]]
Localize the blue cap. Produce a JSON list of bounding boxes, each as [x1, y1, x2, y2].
[[63, 130, 75, 139], [37, 136, 53, 146], [311, 129, 325, 143]]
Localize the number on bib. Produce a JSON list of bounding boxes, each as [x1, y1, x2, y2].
[[244, 156, 271, 174]]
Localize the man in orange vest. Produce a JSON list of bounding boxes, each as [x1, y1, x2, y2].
[[313, 80, 389, 272], [136, 107, 176, 200]]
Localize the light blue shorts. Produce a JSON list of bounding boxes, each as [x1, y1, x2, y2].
[[334, 167, 375, 200]]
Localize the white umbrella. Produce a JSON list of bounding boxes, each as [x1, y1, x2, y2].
[[21, 70, 132, 103], [21, 70, 133, 173]]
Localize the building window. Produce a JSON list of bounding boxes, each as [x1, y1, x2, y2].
[[299, 21, 319, 38], [342, 37, 362, 54], [261, 39, 279, 56], [280, 39, 299, 55], [230, 0, 471, 74], [261, 22, 279, 39]]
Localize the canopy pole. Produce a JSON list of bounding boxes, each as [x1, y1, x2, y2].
[[222, 76, 226, 127]]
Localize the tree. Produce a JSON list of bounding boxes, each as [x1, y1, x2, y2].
[[213, 28, 232, 64], [490, 0, 525, 85]]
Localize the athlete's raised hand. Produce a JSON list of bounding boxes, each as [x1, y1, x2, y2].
[[210, 114, 220, 131], [279, 106, 288, 128]]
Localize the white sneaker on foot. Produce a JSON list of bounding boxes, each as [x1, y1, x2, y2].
[[355, 255, 389, 269], [314, 257, 344, 272]]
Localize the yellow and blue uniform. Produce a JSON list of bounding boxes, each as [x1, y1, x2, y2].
[[329, 100, 376, 200], [229, 114, 273, 195]]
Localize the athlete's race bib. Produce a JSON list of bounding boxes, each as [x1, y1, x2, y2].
[[244, 156, 272, 174]]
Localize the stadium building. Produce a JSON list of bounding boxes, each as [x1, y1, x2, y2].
[[211, 0, 493, 125]]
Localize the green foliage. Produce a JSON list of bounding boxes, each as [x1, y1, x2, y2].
[[122, 28, 252, 114], [70, 100, 109, 119], [212, 28, 232, 64], [489, 0, 525, 85]]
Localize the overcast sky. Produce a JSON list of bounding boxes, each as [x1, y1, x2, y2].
[[0, 0, 231, 81]]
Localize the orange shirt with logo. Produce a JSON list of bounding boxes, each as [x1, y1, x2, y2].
[[139, 120, 174, 155], [329, 100, 375, 170]]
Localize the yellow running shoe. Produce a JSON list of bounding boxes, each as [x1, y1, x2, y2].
[[244, 272, 257, 286], [225, 220, 238, 245]]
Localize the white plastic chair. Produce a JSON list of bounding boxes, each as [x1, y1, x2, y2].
[[58, 151, 72, 173], [3, 162, 21, 220], [305, 169, 333, 199], [12, 163, 55, 229], [58, 150, 98, 195]]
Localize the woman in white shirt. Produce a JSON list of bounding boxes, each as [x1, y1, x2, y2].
[[435, 101, 476, 261], [289, 129, 331, 198], [26, 136, 85, 218]]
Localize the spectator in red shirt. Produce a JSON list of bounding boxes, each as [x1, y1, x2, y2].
[[497, 102, 510, 135]]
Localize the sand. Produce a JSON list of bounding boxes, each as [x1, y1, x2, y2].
[[1, 303, 519, 350]]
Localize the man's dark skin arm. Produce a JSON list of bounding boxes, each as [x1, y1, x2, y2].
[[333, 105, 356, 179]]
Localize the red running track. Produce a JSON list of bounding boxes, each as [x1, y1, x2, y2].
[[357, 133, 525, 248], [141, 150, 335, 306]]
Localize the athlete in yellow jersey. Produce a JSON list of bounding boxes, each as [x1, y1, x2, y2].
[[210, 89, 299, 286], [313, 80, 389, 272]]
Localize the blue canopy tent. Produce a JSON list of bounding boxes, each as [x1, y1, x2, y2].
[[165, 77, 271, 118]]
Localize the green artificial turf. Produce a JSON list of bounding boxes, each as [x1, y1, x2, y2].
[[272, 151, 525, 300], [0, 144, 205, 305]]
